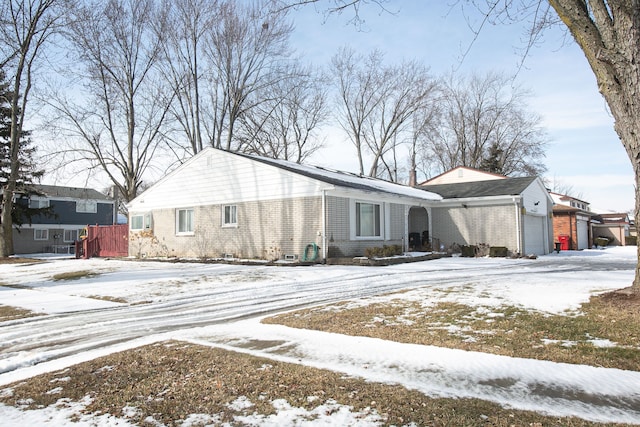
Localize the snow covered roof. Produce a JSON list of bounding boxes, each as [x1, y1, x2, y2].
[[237, 152, 442, 202], [420, 176, 538, 199]]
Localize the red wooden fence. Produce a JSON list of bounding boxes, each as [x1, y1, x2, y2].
[[76, 224, 129, 259]]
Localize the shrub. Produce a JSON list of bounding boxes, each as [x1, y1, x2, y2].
[[365, 245, 403, 258], [460, 245, 476, 257], [594, 237, 610, 247], [489, 246, 508, 257], [625, 236, 637, 246]]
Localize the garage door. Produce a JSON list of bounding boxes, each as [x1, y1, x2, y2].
[[577, 219, 589, 250], [524, 215, 545, 255]]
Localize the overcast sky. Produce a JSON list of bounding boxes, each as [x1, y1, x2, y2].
[[288, 2, 634, 213]]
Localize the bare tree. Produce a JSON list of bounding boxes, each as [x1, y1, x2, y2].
[[285, 0, 640, 290], [161, 0, 219, 156], [203, 0, 294, 151], [424, 72, 547, 177], [46, 0, 171, 203], [236, 64, 328, 163], [0, 0, 60, 256], [332, 47, 438, 181]]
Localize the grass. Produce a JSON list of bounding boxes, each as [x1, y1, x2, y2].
[[52, 270, 97, 281], [0, 341, 626, 427], [0, 305, 40, 322], [263, 292, 640, 371]]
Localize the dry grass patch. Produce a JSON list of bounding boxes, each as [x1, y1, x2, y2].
[[0, 341, 622, 426], [264, 294, 640, 371], [52, 270, 98, 281], [0, 257, 44, 265], [0, 305, 40, 322]]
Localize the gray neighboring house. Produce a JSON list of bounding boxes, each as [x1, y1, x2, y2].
[[13, 184, 115, 255], [420, 176, 554, 256], [126, 148, 442, 261]]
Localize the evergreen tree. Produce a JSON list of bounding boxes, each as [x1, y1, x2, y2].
[[479, 143, 505, 175], [0, 69, 46, 230]]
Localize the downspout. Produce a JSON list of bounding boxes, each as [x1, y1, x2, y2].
[[322, 189, 327, 262], [514, 197, 522, 255]]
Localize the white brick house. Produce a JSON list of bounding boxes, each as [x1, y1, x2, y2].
[[126, 148, 442, 261]]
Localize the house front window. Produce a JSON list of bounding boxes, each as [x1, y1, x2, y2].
[[131, 213, 152, 231], [223, 205, 237, 227], [34, 229, 49, 240], [29, 198, 49, 209], [176, 208, 194, 235], [76, 200, 97, 213], [356, 202, 381, 238], [64, 229, 80, 242]]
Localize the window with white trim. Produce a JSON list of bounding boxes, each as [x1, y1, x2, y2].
[[355, 202, 381, 238], [176, 208, 194, 234], [223, 205, 237, 227], [29, 198, 49, 209], [76, 200, 97, 213], [130, 213, 152, 231], [64, 229, 80, 242], [34, 229, 49, 240]]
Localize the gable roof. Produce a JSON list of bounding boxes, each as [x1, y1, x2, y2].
[[420, 176, 538, 199], [33, 184, 112, 201], [233, 151, 442, 202], [420, 166, 507, 185]]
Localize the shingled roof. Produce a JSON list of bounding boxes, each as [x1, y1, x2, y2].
[[420, 176, 538, 199], [34, 184, 112, 201], [236, 152, 442, 202]]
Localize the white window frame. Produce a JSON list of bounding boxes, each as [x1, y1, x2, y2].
[[63, 229, 80, 242], [222, 205, 238, 227], [130, 214, 144, 231], [176, 208, 195, 235], [29, 198, 49, 209], [34, 229, 49, 240], [351, 200, 383, 240], [76, 200, 98, 213], [130, 213, 152, 231]]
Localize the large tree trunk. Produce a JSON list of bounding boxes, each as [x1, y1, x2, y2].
[[548, 1, 640, 290]]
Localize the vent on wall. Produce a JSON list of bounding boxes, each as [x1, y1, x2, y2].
[[284, 254, 298, 261]]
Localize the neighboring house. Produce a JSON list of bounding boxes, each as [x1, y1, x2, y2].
[[424, 166, 506, 185], [126, 148, 442, 261], [420, 175, 554, 256], [550, 192, 593, 250], [592, 212, 631, 246], [12, 185, 115, 255]]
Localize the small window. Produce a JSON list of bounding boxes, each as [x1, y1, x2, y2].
[[131, 215, 144, 231], [223, 205, 237, 227], [130, 213, 152, 231], [34, 229, 49, 240], [176, 208, 194, 234], [356, 202, 381, 237], [64, 229, 80, 242], [29, 198, 49, 209], [76, 200, 97, 213]]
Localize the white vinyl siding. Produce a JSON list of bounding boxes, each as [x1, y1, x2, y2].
[[176, 208, 194, 235]]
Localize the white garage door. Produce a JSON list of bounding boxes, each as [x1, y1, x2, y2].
[[577, 219, 589, 250], [524, 215, 545, 255]]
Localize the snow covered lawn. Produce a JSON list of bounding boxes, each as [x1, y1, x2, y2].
[[0, 247, 638, 425]]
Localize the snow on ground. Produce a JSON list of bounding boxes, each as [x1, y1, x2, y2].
[[0, 247, 639, 425]]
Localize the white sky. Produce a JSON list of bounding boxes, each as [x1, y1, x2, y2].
[[288, 2, 634, 213], [0, 247, 639, 425]]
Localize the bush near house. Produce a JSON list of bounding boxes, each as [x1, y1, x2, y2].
[[594, 237, 610, 247], [364, 245, 403, 258], [489, 246, 508, 257]]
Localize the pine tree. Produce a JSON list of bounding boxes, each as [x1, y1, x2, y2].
[[479, 143, 505, 175], [0, 68, 46, 232]]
